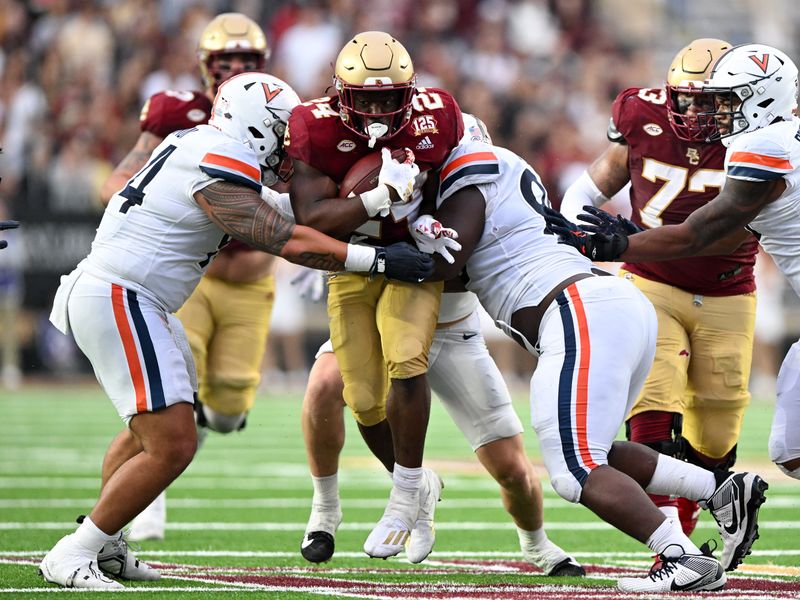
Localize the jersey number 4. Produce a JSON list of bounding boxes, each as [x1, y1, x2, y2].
[[119, 144, 177, 214]]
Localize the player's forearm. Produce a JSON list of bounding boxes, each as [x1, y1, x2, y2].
[[621, 223, 706, 262], [100, 172, 131, 206], [279, 224, 349, 271], [291, 196, 371, 237]]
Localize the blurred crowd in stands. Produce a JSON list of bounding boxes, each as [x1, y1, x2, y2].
[[1, 0, 799, 391]]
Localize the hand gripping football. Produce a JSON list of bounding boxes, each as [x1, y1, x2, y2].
[[338, 148, 410, 200]]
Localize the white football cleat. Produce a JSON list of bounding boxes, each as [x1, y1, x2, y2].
[[617, 548, 726, 593], [405, 468, 443, 563], [98, 533, 160, 581], [39, 534, 123, 590], [520, 537, 585, 577], [702, 471, 768, 571], [301, 501, 342, 563], [364, 486, 418, 559], [128, 492, 166, 542]]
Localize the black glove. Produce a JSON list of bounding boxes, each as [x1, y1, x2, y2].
[[577, 205, 643, 236], [541, 204, 576, 236], [548, 222, 630, 262], [370, 242, 436, 282]]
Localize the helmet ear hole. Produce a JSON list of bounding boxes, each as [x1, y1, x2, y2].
[[248, 126, 265, 139]]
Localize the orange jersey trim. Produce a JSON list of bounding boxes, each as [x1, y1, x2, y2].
[[202, 153, 261, 181], [729, 151, 792, 171], [440, 151, 498, 181]]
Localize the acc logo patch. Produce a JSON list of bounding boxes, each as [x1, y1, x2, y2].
[[643, 123, 663, 136], [187, 108, 207, 123], [337, 140, 356, 152], [411, 115, 438, 137]]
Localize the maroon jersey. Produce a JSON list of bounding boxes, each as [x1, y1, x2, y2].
[[612, 87, 757, 295], [140, 90, 254, 255], [285, 87, 464, 246], [139, 90, 212, 138]]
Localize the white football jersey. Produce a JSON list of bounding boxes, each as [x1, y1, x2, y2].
[[725, 117, 800, 296], [436, 141, 593, 324], [78, 124, 262, 312]]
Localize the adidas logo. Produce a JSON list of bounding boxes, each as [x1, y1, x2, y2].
[[416, 136, 434, 150]]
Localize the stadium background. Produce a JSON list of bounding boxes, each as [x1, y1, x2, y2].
[[1, 0, 800, 392]]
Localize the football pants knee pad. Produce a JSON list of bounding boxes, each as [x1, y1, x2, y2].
[[550, 474, 582, 504]]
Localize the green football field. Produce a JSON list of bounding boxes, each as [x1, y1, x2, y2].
[[1, 385, 798, 598]]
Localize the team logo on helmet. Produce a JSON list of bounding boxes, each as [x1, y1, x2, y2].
[[749, 54, 770, 73]]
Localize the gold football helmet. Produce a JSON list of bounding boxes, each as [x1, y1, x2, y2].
[[198, 13, 270, 92], [666, 38, 731, 141], [334, 31, 416, 142]]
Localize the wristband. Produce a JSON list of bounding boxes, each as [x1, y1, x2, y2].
[[359, 184, 391, 217], [344, 244, 377, 272]]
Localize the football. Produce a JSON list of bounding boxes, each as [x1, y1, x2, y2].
[[338, 148, 408, 198]]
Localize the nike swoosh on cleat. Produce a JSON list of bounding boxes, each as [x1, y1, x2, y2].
[[301, 537, 314, 549]]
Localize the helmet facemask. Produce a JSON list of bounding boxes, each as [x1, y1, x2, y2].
[[333, 31, 416, 147], [700, 44, 799, 147], [664, 38, 732, 142], [336, 80, 415, 144]]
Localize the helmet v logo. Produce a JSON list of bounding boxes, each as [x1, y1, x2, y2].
[[261, 82, 283, 102], [749, 54, 770, 73]]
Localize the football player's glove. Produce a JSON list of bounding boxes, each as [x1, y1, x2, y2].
[[543, 209, 629, 262], [577, 205, 644, 236], [370, 242, 436, 282], [379, 147, 419, 203], [409, 214, 461, 264]]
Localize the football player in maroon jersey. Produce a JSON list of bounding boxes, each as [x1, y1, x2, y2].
[[99, 13, 274, 542], [284, 31, 463, 559], [559, 39, 758, 538]]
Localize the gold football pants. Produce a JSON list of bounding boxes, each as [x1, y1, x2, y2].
[[621, 269, 755, 459], [327, 272, 442, 426], [177, 273, 275, 416]]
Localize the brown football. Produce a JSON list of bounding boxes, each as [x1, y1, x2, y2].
[[338, 148, 408, 198]]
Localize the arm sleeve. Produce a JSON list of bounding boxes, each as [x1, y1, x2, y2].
[[560, 171, 610, 222]]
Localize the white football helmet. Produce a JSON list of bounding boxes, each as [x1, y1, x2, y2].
[[703, 43, 799, 147], [209, 72, 301, 185]]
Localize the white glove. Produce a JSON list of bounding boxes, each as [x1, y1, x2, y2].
[[290, 268, 326, 302], [378, 147, 419, 203], [409, 214, 461, 264]]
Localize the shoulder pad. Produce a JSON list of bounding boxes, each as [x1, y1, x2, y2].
[[199, 137, 261, 191], [439, 141, 500, 201], [727, 128, 793, 182]]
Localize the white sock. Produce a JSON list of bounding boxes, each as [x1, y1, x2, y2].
[[646, 454, 717, 500], [73, 516, 115, 553], [311, 474, 339, 506], [393, 463, 423, 494], [517, 526, 548, 550], [659, 505, 679, 521], [646, 518, 700, 559]]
